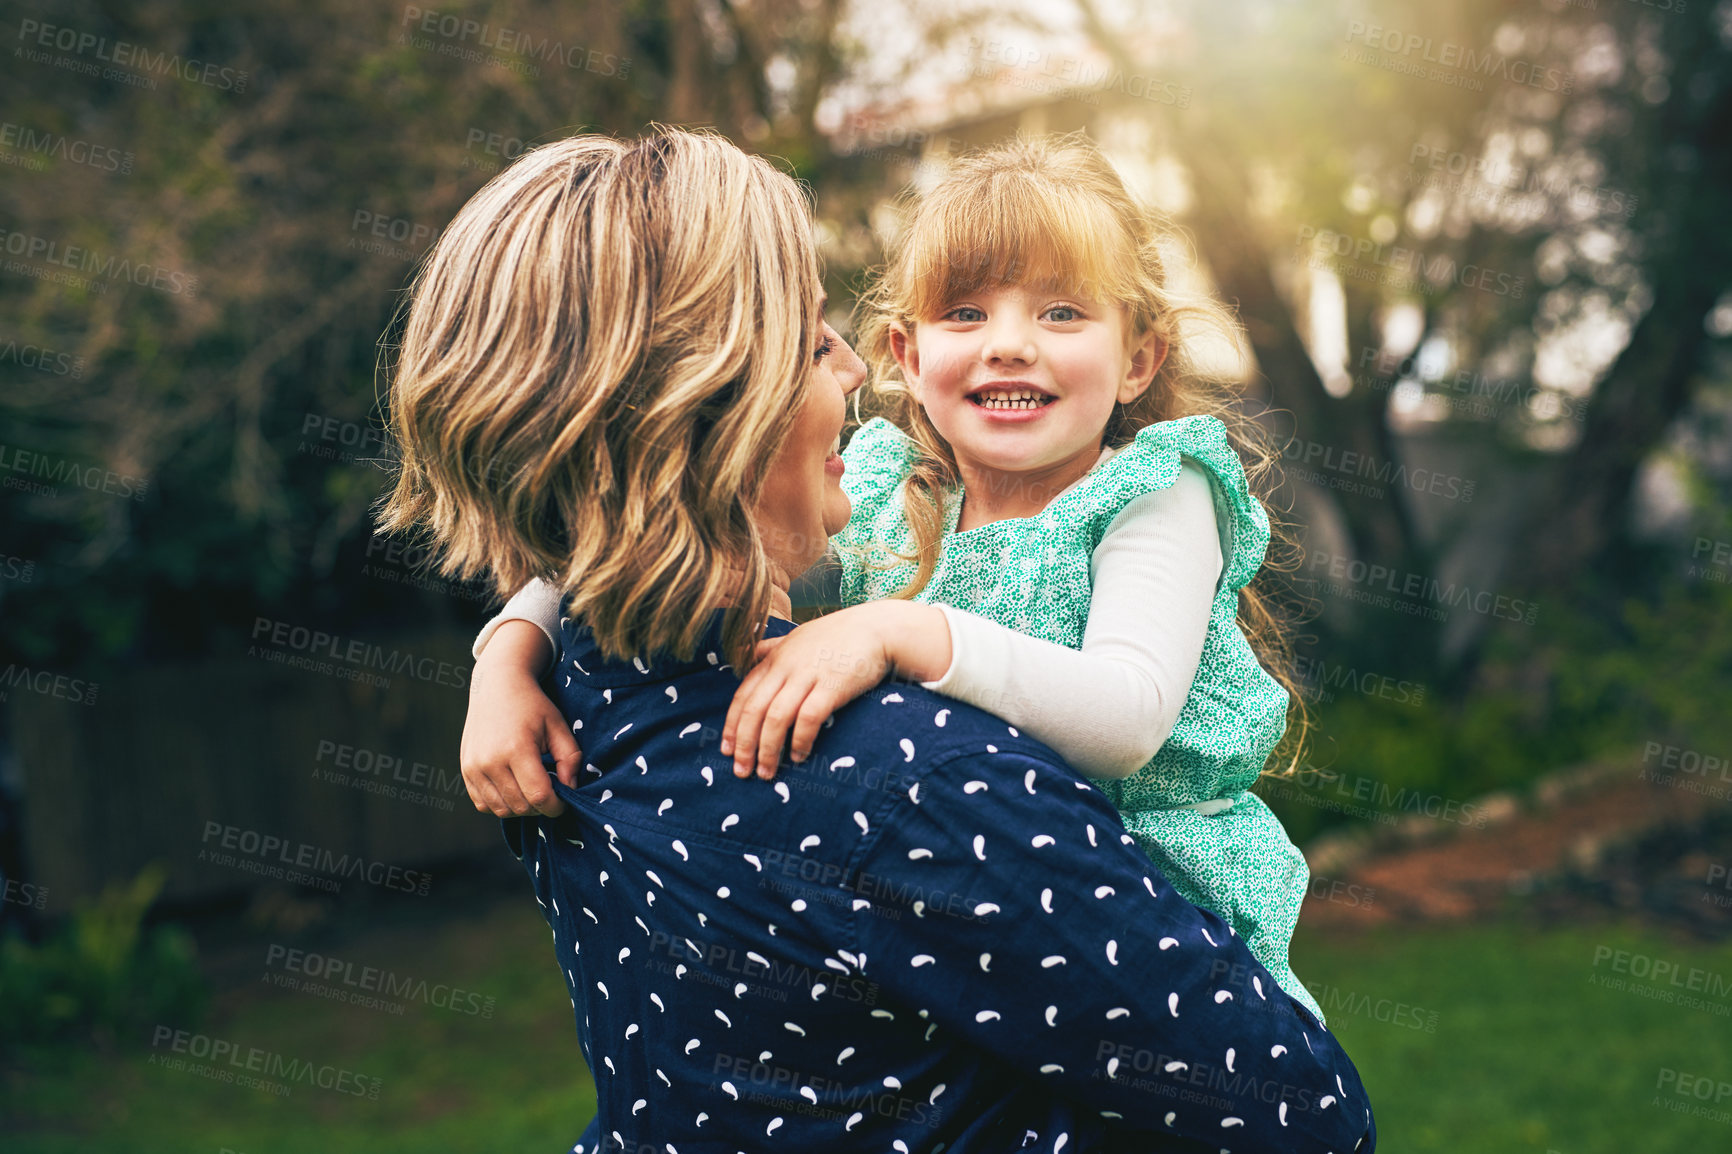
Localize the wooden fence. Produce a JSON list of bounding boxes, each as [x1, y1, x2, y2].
[[10, 631, 506, 911]]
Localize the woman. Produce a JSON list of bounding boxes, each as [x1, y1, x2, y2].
[[380, 130, 852, 676], [376, 127, 1374, 1153], [380, 128, 865, 817]]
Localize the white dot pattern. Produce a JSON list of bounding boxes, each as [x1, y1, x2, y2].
[[507, 609, 1373, 1153]]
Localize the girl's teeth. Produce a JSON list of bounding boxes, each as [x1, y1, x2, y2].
[[975, 394, 1050, 410]]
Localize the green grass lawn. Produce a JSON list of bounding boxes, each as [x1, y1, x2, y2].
[[1, 897, 594, 1154], [6, 900, 1732, 1152], [1290, 918, 1732, 1153]]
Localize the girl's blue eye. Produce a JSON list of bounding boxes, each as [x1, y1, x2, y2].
[[1045, 305, 1081, 322], [948, 306, 985, 323]]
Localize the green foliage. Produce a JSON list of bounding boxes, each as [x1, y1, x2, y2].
[[0, 0, 875, 668], [1272, 574, 1732, 843], [0, 865, 206, 1052]]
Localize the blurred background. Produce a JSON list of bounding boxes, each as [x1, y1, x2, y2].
[[2, 0, 1731, 1149]]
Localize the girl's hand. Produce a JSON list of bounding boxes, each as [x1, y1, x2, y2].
[[720, 607, 896, 780], [462, 620, 581, 817]]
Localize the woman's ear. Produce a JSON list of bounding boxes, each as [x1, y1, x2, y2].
[[1119, 330, 1169, 404]]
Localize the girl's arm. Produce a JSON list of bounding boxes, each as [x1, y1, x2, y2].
[[719, 598, 952, 778], [461, 579, 576, 817], [924, 460, 1223, 778], [722, 461, 1223, 781], [483, 562, 856, 787], [473, 559, 846, 667], [472, 576, 562, 671], [464, 619, 581, 816]]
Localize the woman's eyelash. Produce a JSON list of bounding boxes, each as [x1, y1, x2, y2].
[[814, 334, 835, 362]]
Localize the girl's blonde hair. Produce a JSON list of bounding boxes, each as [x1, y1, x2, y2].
[[852, 133, 1310, 776], [377, 127, 822, 674]]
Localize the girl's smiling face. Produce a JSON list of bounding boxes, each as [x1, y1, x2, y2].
[[890, 284, 1165, 478]]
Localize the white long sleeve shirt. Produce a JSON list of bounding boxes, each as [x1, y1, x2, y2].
[[473, 458, 1226, 780]]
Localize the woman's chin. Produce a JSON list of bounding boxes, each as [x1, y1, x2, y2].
[[821, 490, 851, 539]]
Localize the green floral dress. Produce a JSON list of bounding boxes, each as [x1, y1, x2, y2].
[[832, 414, 1325, 1025]]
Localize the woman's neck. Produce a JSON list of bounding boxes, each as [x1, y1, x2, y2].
[[717, 558, 798, 624], [764, 578, 795, 623]]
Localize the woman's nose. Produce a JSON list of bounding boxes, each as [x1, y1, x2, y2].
[[833, 333, 867, 396]]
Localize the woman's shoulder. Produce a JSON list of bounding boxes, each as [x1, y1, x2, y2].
[[1077, 414, 1272, 592]]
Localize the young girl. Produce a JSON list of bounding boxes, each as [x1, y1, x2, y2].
[[467, 134, 1326, 1025]]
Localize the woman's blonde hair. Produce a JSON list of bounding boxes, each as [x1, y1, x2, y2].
[[851, 133, 1310, 776], [377, 127, 822, 673]]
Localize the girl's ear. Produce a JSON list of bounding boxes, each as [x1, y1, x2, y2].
[[1119, 330, 1169, 404], [889, 323, 920, 386]]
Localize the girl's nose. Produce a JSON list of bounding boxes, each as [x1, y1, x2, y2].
[[980, 315, 1037, 365]]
